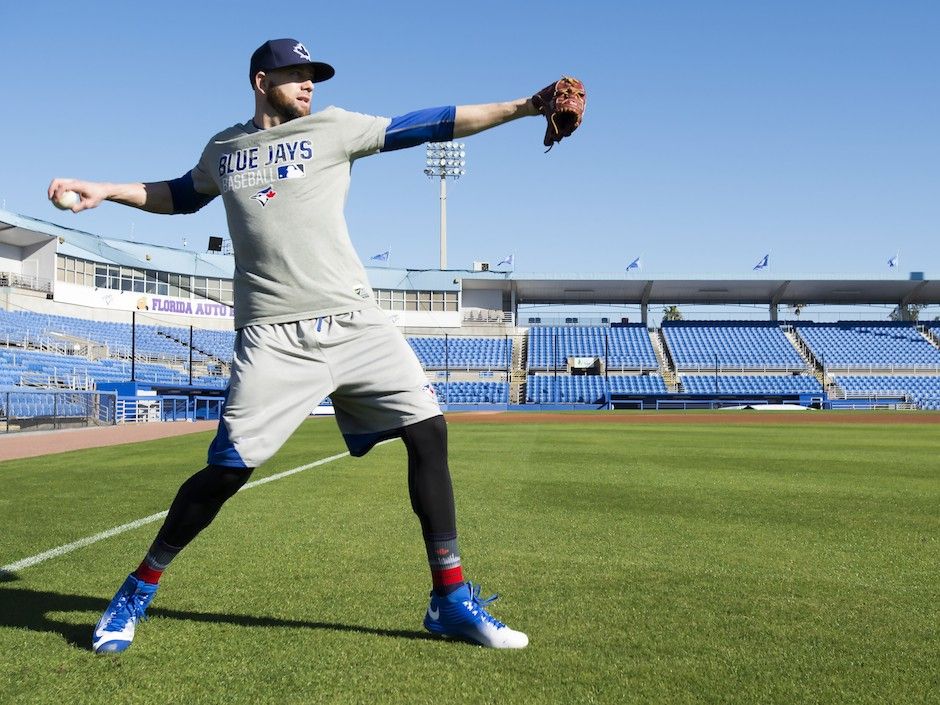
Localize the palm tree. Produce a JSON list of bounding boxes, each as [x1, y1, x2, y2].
[[662, 305, 683, 321]]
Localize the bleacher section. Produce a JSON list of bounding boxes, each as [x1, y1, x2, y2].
[[0, 391, 91, 418], [0, 310, 235, 362], [0, 348, 228, 388], [662, 321, 805, 370], [409, 337, 511, 369], [681, 374, 823, 395], [795, 322, 940, 369], [526, 325, 658, 370], [435, 381, 509, 404], [527, 374, 667, 404], [3, 308, 940, 419], [834, 375, 940, 410]]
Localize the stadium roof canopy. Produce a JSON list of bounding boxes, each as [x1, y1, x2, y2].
[[1, 208, 936, 306], [460, 272, 939, 306], [0, 209, 232, 278]]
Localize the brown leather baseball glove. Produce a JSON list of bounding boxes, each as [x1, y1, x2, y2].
[[531, 76, 586, 151]]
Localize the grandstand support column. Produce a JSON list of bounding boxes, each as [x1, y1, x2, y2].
[[131, 311, 136, 383], [714, 353, 719, 395], [769, 303, 778, 321], [604, 333, 610, 403], [640, 280, 653, 325], [188, 325, 193, 387]]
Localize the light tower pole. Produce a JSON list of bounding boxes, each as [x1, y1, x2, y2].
[[424, 142, 466, 270]]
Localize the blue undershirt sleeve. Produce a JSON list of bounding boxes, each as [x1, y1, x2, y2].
[[166, 171, 216, 214], [381, 106, 456, 152]]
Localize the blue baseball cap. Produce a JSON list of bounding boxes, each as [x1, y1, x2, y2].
[[249, 39, 335, 85]]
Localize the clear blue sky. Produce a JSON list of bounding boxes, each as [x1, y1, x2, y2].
[[2, 1, 937, 277]]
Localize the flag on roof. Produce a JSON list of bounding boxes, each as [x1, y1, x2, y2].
[[753, 254, 769, 270]]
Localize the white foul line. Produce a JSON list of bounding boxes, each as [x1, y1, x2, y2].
[[0, 443, 391, 575]]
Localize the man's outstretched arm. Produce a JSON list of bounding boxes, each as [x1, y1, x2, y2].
[[47, 179, 174, 214], [48, 173, 214, 215], [380, 97, 538, 153], [453, 98, 537, 138]]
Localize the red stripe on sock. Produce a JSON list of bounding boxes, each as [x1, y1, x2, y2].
[[431, 566, 464, 588], [134, 562, 163, 585]]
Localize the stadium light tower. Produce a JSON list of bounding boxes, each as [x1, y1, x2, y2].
[[424, 142, 466, 269]]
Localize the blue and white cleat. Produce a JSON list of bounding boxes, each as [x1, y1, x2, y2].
[[423, 582, 528, 649], [92, 573, 159, 654]]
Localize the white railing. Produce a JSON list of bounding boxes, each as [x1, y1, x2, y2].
[[826, 364, 940, 374], [0, 271, 53, 293], [0, 335, 71, 356], [674, 364, 810, 374], [828, 389, 912, 401], [115, 397, 190, 423], [845, 389, 910, 398], [462, 309, 514, 325]]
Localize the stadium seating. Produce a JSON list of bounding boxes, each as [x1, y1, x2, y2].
[[0, 310, 235, 362], [834, 375, 940, 410], [434, 381, 509, 404], [0, 391, 90, 418], [662, 321, 805, 370], [526, 325, 658, 370], [680, 374, 823, 395], [0, 348, 195, 388], [794, 322, 940, 369], [526, 374, 666, 404], [408, 337, 511, 369]]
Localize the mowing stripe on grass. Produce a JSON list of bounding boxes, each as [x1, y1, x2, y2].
[[1, 443, 392, 575]]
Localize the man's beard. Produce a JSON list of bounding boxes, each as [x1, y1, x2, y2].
[[267, 87, 309, 122]]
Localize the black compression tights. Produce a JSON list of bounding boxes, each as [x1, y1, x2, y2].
[[401, 415, 457, 537], [156, 464, 253, 549], [153, 415, 455, 551]]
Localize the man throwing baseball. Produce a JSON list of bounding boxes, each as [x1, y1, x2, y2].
[[49, 38, 585, 654]]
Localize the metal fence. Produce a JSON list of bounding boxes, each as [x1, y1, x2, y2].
[[0, 389, 116, 432]]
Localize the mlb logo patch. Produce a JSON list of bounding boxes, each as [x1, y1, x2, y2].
[[422, 383, 438, 401], [277, 164, 306, 180], [250, 185, 277, 207]]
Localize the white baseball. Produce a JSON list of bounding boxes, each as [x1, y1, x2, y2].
[[53, 190, 81, 210]]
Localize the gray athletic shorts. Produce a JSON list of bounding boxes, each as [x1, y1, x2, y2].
[[208, 308, 442, 468]]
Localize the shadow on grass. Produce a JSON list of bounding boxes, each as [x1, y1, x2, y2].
[[0, 584, 433, 651]]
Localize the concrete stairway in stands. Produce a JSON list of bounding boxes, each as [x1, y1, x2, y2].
[[649, 329, 679, 391]]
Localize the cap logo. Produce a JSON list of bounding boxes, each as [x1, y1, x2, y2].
[[293, 42, 310, 61]]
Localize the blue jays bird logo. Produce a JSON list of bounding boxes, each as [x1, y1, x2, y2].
[[251, 185, 277, 207]]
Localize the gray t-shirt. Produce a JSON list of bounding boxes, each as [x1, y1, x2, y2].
[[191, 106, 392, 329]]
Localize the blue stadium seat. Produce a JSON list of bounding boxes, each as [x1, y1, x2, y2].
[[525, 374, 666, 403], [795, 322, 940, 369], [662, 321, 804, 370], [408, 337, 511, 370], [526, 325, 658, 370], [434, 381, 509, 404], [680, 374, 822, 395], [834, 374, 940, 409]]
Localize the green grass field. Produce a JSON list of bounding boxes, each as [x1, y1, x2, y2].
[[1, 416, 937, 704]]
